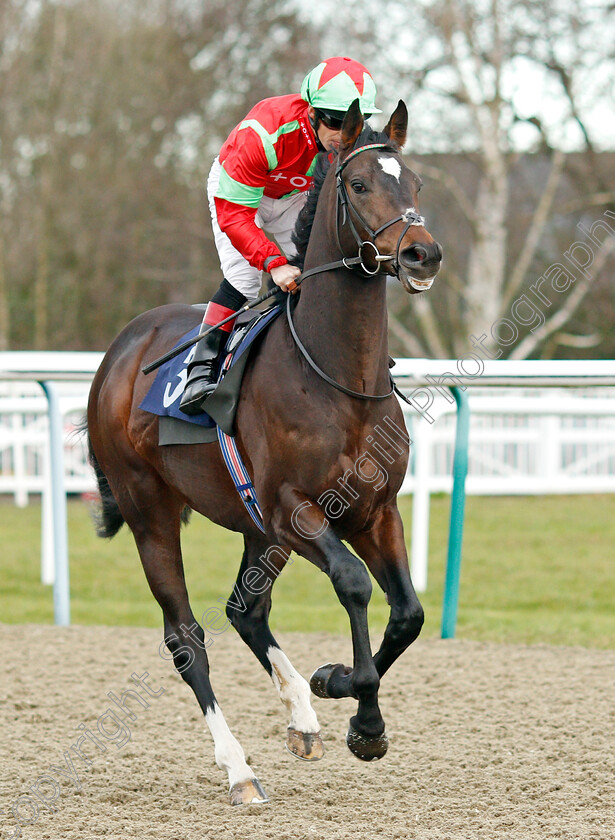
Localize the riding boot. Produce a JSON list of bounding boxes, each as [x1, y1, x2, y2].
[[179, 327, 227, 415]]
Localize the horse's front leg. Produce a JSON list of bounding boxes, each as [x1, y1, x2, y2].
[[273, 488, 387, 761], [308, 504, 422, 732], [350, 504, 424, 677]]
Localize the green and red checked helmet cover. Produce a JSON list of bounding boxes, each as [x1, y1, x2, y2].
[[300, 56, 382, 115]]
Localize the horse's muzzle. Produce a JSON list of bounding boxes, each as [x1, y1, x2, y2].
[[398, 241, 442, 293]]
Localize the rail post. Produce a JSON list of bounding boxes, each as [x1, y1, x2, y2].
[[39, 381, 71, 626], [441, 386, 470, 638]]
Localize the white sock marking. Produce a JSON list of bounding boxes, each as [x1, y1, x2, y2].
[[267, 646, 320, 733], [205, 704, 253, 788], [379, 157, 401, 181]]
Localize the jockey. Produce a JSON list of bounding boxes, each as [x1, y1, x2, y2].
[[179, 56, 381, 415]]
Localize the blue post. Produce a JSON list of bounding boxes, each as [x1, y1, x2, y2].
[[40, 381, 71, 626], [441, 386, 470, 639]]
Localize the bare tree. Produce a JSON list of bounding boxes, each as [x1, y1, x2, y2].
[[0, 0, 321, 349], [330, 0, 615, 358]]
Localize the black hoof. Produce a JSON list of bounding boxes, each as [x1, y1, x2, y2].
[[310, 663, 352, 698], [346, 724, 389, 761], [310, 664, 334, 698]]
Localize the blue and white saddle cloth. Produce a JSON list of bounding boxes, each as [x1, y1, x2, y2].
[[140, 305, 282, 433]]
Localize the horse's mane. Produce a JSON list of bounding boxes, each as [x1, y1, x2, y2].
[[289, 124, 396, 270]]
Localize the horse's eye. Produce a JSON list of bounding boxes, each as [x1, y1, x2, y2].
[[351, 181, 366, 194]]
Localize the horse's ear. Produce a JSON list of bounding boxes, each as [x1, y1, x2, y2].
[[384, 100, 408, 148], [339, 99, 364, 160]]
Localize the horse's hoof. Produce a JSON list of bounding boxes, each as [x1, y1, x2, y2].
[[310, 664, 335, 698], [346, 724, 389, 761], [286, 727, 325, 761], [310, 663, 351, 698], [229, 778, 269, 806]]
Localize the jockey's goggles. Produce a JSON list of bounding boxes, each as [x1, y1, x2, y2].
[[316, 109, 372, 130]]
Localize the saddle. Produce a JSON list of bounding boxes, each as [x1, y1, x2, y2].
[[139, 304, 282, 445]]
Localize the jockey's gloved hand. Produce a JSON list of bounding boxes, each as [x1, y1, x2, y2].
[[271, 263, 301, 293]]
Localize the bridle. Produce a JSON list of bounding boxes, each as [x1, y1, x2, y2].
[[335, 143, 425, 277], [286, 141, 422, 405]]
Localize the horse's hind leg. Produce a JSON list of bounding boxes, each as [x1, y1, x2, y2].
[[225, 535, 324, 761], [105, 466, 267, 805]]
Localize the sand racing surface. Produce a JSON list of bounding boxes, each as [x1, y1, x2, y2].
[[1, 624, 613, 840]]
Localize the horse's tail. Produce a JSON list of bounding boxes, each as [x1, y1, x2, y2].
[[76, 418, 125, 539]]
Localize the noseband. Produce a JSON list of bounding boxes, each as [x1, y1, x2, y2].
[[335, 143, 425, 277]]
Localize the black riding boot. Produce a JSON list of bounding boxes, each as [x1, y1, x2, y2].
[[179, 327, 227, 416]]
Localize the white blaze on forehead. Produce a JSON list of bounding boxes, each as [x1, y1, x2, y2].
[[378, 156, 401, 181]]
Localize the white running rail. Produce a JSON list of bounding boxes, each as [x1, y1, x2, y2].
[[2, 354, 615, 618]]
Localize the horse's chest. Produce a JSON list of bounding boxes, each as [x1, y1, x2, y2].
[[291, 430, 405, 531], [282, 415, 408, 489]]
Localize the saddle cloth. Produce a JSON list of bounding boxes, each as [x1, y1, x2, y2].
[[140, 304, 282, 443]]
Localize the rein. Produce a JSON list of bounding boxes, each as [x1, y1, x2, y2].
[[284, 141, 419, 405], [286, 294, 396, 402], [141, 257, 363, 376]]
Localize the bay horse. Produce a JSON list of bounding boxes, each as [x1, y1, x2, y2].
[[86, 99, 442, 805]]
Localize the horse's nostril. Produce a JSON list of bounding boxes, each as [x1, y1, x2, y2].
[[401, 243, 442, 266], [401, 245, 426, 265]]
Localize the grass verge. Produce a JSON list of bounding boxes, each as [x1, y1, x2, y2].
[[1, 494, 613, 648]]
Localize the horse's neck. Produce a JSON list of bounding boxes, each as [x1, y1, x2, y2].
[[293, 193, 390, 396]]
